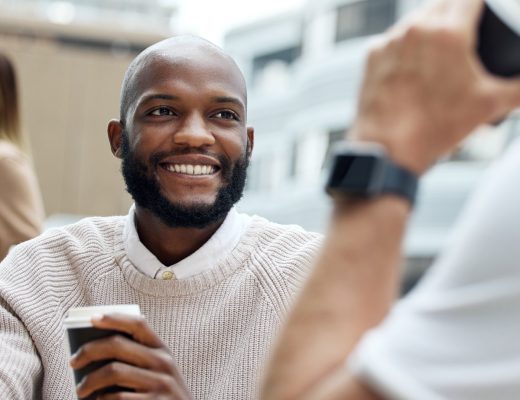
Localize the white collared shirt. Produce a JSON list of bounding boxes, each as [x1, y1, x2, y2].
[[123, 205, 251, 280]]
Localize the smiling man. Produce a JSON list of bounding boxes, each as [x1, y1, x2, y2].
[[0, 36, 321, 400]]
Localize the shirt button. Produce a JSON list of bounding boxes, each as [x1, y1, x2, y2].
[[161, 271, 175, 280]]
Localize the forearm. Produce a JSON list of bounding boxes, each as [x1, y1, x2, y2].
[[0, 298, 42, 399], [0, 157, 44, 259], [263, 195, 409, 399], [263, 0, 520, 397]]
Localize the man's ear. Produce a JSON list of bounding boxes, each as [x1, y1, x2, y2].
[[246, 126, 255, 161], [107, 119, 124, 159]]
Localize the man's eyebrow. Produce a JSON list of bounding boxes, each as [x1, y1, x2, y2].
[[212, 96, 245, 110], [138, 94, 180, 106]]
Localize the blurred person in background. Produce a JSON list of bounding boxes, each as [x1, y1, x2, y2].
[[263, 0, 520, 399], [0, 53, 44, 260]]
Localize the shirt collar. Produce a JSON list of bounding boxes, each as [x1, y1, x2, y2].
[[123, 205, 251, 280]]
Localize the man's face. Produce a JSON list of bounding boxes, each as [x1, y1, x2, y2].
[[118, 48, 253, 228]]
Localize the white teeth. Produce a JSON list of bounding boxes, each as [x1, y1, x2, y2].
[[165, 164, 215, 176]]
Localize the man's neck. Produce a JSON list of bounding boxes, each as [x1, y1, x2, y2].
[[133, 206, 225, 266]]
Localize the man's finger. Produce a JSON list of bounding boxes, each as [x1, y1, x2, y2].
[[485, 77, 520, 119], [70, 334, 172, 372], [91, 313, 163, 348], [448, 0, 485, 32], [98, 393, 147, 400], [76, 361, 174, 398]]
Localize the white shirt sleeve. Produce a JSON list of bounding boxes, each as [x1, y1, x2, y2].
[[348, 139, 520, 400]]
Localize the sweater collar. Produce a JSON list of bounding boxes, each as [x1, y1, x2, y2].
[[122, 205, 251, 280]]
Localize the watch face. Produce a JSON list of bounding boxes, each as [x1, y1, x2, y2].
[[330, 154, 379, 192]]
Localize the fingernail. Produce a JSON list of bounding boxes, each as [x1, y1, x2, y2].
[[91, 313, 104, 324], [76, 380, 85, 396]]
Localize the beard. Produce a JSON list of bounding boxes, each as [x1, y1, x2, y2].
[[120, 132, 249, 229]]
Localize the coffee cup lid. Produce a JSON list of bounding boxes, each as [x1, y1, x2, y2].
[[64, 304, 141, 328]]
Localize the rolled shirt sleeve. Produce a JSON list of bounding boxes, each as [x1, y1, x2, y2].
[[349, 138, 520, 400]]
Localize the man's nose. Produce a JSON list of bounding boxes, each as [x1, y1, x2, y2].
[[173, 114, 215, 147]]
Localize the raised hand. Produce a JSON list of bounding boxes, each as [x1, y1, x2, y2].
[[352, 0, 520, 174]]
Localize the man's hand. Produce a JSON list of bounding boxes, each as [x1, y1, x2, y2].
[[263, 1, 520, 399], [353, 0, 520, 174], [70, 313, 193, 400]]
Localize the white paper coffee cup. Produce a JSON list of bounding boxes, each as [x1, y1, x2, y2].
[[64, 304, 141, 329], [64, 304, 141, 400]]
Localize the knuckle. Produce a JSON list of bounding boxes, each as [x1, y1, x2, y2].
[[433, 27, 463, 47], [401, 24, 422, 42], [366, 43, 384, 66], [134, 315, 148, 330], [480, 93, 501, 114], [155, 351, 176, 373], [106, 361, 124, 377], [108, 334, 125, 346], [156, 374, 176, 391], [76, 344, 91, 362]]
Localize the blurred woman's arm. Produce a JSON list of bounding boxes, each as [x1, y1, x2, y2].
[[0, 144, 44, 260]]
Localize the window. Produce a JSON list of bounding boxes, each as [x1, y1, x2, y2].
[[335, 0, 397, 42], [323, 128, 347, 168], [252, 46, 301, 81], [289, 141, 298, 179]]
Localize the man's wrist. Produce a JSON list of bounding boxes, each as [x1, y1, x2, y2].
[[349, 124, 436, 176], [325, 141, 419, 207]]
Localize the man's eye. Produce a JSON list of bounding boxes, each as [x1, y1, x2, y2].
[[214, 111, 239, 121], [150, 107, 174, 116]]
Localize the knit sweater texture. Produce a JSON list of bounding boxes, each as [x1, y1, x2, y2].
[[0, 214, 322, 400]]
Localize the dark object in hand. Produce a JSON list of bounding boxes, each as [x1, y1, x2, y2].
[[478, 1, 520, 77], [67, 327, 133, 400]]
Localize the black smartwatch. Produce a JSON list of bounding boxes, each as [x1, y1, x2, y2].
[[325, 142, 418, 206]]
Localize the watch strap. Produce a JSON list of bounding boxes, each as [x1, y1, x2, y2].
[[382, 160, 418, 206]]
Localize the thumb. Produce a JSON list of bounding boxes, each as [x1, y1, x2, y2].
[[484, 76, 520, 121]]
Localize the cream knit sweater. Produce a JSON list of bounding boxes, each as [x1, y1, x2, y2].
[[0, 214, 321, 400]]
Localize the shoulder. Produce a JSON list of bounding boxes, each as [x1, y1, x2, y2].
[[0, 140, 26, 170], [236, 216, 323, 314], [242, 215, 323, 274], [246, 215, 322, 253], [1, 215, 126, 276], [0, 140, 23, 160], [34, 215, 125, 254], [0, 141, 33, 185]]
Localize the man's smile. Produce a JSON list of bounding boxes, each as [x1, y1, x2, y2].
[[162, 163, 218, 176], [157, 154, 223, 179]]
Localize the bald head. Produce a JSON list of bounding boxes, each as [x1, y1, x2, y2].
[[119, 36, 247, 125]]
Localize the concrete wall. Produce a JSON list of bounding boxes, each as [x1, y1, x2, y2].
[[0, 21, 167, 217]]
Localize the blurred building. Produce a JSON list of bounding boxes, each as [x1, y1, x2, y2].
[[225, 0, 520, 288], [226, 0, 423, 232], [0, 0, 177, 33], [0, 0, 177, 217]]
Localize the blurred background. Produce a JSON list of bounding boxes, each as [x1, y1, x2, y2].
[[1, 0, 519, 289]]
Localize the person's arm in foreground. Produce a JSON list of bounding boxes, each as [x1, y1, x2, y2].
[[262, 0, 520, 398]]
